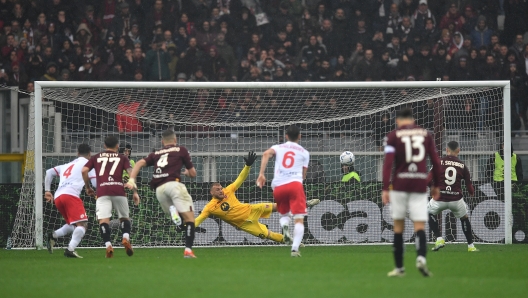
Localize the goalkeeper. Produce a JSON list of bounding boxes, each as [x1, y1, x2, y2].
[[196, 151, 319, 243]]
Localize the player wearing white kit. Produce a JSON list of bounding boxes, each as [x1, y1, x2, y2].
[[257, 125, 310, 257], [45, 144, 96, 258]]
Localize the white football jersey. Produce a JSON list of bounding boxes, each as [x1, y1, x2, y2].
[[270, 141, 310, 188], [51, 157, 96, 199]]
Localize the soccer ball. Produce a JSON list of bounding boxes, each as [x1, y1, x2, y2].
[[340, 151, 355, 165]]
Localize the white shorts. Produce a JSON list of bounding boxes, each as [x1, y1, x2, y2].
[[96, 196, 129, 220], [428, 198, 468, 219], [390, 191, 428, 222], [156, 181, 194, 215]]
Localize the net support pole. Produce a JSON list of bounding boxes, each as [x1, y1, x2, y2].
[[503, 83, 512, 244], [54, 112, 62, 153], [10, 88, 19, 152], [34, 83, 43, 249]]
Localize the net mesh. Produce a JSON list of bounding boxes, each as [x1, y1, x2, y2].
[[10, 84, 509, 248]]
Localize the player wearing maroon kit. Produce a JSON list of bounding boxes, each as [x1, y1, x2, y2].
[[125, 130, 198, 258], [82, 136, 140, 258], [427, 141, 478, 252], [382, 108, 441, 277]]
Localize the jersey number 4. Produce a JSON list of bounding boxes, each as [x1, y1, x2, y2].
[[62, 164, 75, 178], [157, 153, 169, 168], [401, 135, 425, 163], [97, 157, 121, 175]]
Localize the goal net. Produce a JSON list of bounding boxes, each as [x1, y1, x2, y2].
[[10, 81, 512, 249]]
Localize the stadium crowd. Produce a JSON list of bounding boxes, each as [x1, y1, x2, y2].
[[0, 0, 527, 133]]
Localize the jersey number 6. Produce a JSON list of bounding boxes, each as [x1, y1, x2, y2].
[[282, 151, 295, 168]]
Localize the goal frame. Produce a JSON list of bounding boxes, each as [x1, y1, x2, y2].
[[32, 81, 512, 249]]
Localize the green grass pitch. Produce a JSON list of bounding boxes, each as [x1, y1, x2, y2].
[[1, 244, 526, 298]]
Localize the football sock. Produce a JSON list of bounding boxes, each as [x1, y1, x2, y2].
[[54, 224, 74, 238], [120, 219, 131, 240], [393, 233, 404, 269], [460, 217, 474, 245], [184, 222, 195, 250], [68, 226, 85, 251], [268, 231, 284, 243], [279, 216, 290, 228], [291, 223, 304, 251], [416, 229, 427, 258], [99, 223, 111, 244], [428, 213, 441, 239]]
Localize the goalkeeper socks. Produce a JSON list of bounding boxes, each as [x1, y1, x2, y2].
[[120, 219, 131, 240], [416, 230, 427, 258], [55, 224, 75, 238], [460, 217, 474, 245], [428, 213, 441, 239], [291, 223, 304, 251], [184, 222, 195, 250], [99, 223, 111, 244], [268, 231, 284, 243], [393, 233, 404, 269], [68, 226, 86, 251]]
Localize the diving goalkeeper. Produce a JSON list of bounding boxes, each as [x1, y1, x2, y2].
[[195, 151, 320, 243]]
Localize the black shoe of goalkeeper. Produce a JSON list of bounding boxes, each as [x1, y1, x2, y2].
[[64, 249, 83, 258]]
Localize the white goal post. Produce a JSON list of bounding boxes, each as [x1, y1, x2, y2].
[[22, 81, 513, 249]]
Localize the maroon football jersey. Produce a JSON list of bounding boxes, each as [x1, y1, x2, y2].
[[84, 151, 131, 197], [432, 155, 474, 202], [383, 124, 442, 193], [144, 145, 193, 189]]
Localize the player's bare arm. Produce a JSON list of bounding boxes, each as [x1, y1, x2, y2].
[[81, 166, 95, 196], [182, 167, 197, 178], [44, 168, 57, 203], [257, 148, 275, 188]]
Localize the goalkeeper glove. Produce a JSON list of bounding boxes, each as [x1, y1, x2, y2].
[[127, 177, 138, 190], [244, 150, 257, 166]]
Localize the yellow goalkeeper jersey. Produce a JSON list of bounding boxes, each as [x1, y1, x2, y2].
[[195, 165, 252, 227]]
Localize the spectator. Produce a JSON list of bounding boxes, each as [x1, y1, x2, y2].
[[315, 60, 332, 81], [462, 5, 477, 35], [75, 23, 92, 49], [503, 0, 528, 45], [386, 3, 403, 38], [107, 62, 126, 81], [80, 5, 103, 46], [400, 46, 420, 78], [215, 32, 237, 79], [6, 62, 28, 88], [174, 26, 189, 52], [320, 19, 340, 63], [78, 58, 98, 81], [56, 40, 74, 70], [242, 66, 261, 82], [294, 58, 314, 81], [167, 44, 179, 80], [273, 2, 296, 34], [176, 72, 187, 82], [439, 3, 465, 33], [196, 20, 216, 52], [510, 34, 526, 60], [111, 1, 135, 39], [1, 33, 16, 59], [177, 37, 204, 76], [470, 15, 492, 48], [351, 17, 372, 52], [144, 39, 170, 81], [188, 66, 209, 82], [413, 0, 435, 33], [432, 45, 451, 79], [39, 62, 58, 81], [480, 54, 501, 80], [486, 143, 524, 196], [353, 49, 381, 81], [386, 34, 403, 67], [399, 0, 417, 18], [203, 46, 228, 81], [102, 0, 119, 27], [300, 35, 326, 69], [237, 58, 250, 81], [347, 42, 364, 70], [451, 56, 475, 81], [58, 68, 70, 81]]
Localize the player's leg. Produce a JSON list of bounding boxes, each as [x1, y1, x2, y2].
[[64, 222, 87, 258], [290, 183, 307, 256], [451, 199, 478, 252], [171, 182, 197, 258], [113, 196, 133, 256], [47, 195, 74, 254], [246, 204, 284, 243], [96, 196, 114, 258], [410, 192, 432, 277], [62, 196, 89, 258], [273, 184, 293, 244], [428, 199, 447, 251], [156, 183, 181, 226], [388, 191, 406, 277]]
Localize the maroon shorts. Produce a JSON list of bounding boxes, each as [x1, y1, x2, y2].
[[55, 194, 88, 224], [273, 182, 307, 215]]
